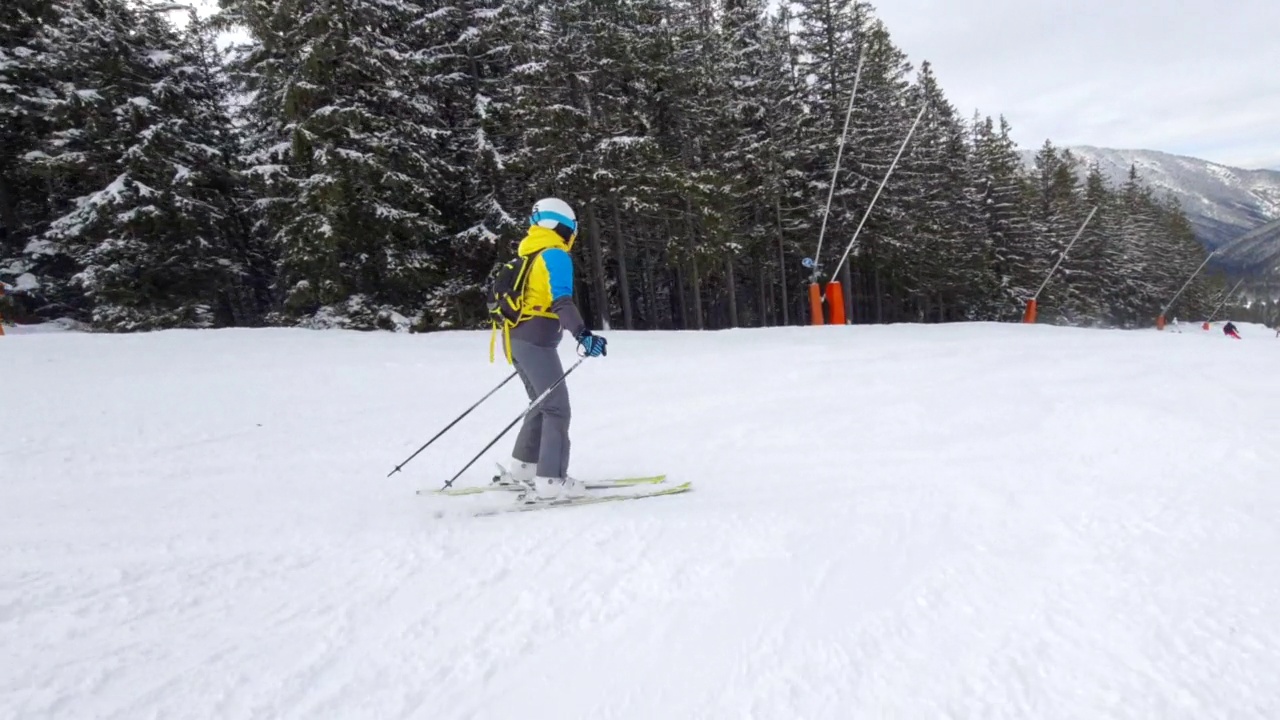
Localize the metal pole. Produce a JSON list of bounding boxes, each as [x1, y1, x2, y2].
[[810, 47, 865, 283], [826, 102, 929, 290], [1206, 278, 1245, 322], [1161, 249, 1220, 318], [1031, 205, 1099, 300]]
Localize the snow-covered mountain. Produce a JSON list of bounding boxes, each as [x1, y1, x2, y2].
[[1021, 146, 1280, 272], [1218, 217, 1280, 275]]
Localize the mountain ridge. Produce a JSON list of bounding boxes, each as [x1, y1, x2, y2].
[[1018, 146, 1280, 273]]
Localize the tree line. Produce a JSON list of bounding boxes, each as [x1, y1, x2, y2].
[[0, 0, 1222, 332]]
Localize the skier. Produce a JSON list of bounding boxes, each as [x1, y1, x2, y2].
[[1223, 321, 1241, 339], [497, 198, 608, 501]]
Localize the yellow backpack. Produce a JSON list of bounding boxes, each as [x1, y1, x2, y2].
[[486, 249, 545, 363]]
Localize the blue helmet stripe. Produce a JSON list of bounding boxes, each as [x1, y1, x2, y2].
[[531, 210, 577, 233]]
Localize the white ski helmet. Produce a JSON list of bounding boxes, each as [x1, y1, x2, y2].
[[529, 197, 578, 245]]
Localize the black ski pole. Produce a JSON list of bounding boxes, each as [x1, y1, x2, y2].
[[439, 357, 585, 489], [387, 370, 519, 478]]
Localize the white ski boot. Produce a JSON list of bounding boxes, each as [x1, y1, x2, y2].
[[493, 458, 536, 490], [529, 475, 588, 502]]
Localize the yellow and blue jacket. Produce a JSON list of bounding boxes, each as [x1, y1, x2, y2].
[[490, 226, 587, 363], [516, 226, 575, 320]]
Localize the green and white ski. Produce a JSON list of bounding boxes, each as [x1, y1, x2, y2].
[[422, 474, 667, 497], [473, 481, 693, 516]]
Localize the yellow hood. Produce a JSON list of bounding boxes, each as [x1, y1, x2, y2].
[[518, 226, 572, 256]]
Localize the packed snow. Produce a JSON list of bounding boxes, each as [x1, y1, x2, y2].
[[3, 321, 1280, 719]]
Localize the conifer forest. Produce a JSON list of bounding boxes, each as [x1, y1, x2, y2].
[[0, 0, 1222, 332]]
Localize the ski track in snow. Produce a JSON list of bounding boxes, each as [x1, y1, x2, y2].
[[3, 322, 1280, 719]]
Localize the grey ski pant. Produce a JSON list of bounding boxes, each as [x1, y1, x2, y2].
[[510, 338, 571, 478]]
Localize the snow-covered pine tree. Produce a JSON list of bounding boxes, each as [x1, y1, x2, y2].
[[1111, 164, 1169, 323], [506, 0, 612, 329], [1024, 140, 1091, 323], [600, 0, 713, 331], [1067, 162, 1125, 324], [8, 0, 1213, 333], [10, 0, 130, 320], [509, 0, 702, 330], [672, 0, 750, 330], [842, 19, 918, 324], [717, 0, 808, 327], [185, 10, 272, 327], [625, 0, 710, 330], [757, 2, 819, 325], [22, 0, 246, 329], [572, 0, 672, 330], [597, 0, 706, 330], [717, 0, 768, 326], [426, 0, 528, 329], [969, 115, 1036, 319], [0, 0, 60, 317], [223, 0, 453, 330], [1153, 191, 1216, 320], [897, 61, 987, 322]]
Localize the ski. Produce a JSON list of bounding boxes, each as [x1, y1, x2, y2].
[[473, 481, 693, 516], [421, 474, 667, 497]]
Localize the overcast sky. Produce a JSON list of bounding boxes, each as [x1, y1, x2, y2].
[[867, 0, 1280, 170]]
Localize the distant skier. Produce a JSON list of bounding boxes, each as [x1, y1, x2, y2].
[[496, 198, 608, 502], [1223, 321, 1241, 339]]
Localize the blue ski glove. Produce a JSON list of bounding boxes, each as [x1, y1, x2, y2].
[[576, 328, 608, 357]]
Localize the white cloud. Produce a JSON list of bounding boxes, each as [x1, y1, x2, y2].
[[867, 0, 1280, 169]]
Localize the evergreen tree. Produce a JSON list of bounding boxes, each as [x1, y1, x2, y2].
[[507, 0, 631, 329], [1156, 191, 1216, 320], [1024, 141, 1087, 322], [17, 0, 247, 329], [969, 115, 1036, 318], [9, 0, 127, 320], [1, 0, 1220, 333], [1111, 164, 1168, 323], [757, 4, 811, 326], [898, 61, 986, 321], [0, 0, 60, 316], [426, 0, 528, 328], [1064, 163, 1121, 324], [583, 0, 680, 330], [223, 0, 454, 329], [719, 0, 800, 327]]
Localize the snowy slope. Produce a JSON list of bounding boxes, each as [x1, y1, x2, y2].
[[1021, 146, 1280, 262], [4, 323, 1280, 719]]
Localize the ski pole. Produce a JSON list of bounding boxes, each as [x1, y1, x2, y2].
[[439, 357, 585, 490], [387, 370, 519, 477]]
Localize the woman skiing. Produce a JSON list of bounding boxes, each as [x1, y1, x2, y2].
[[496, 198, 607, 502]]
